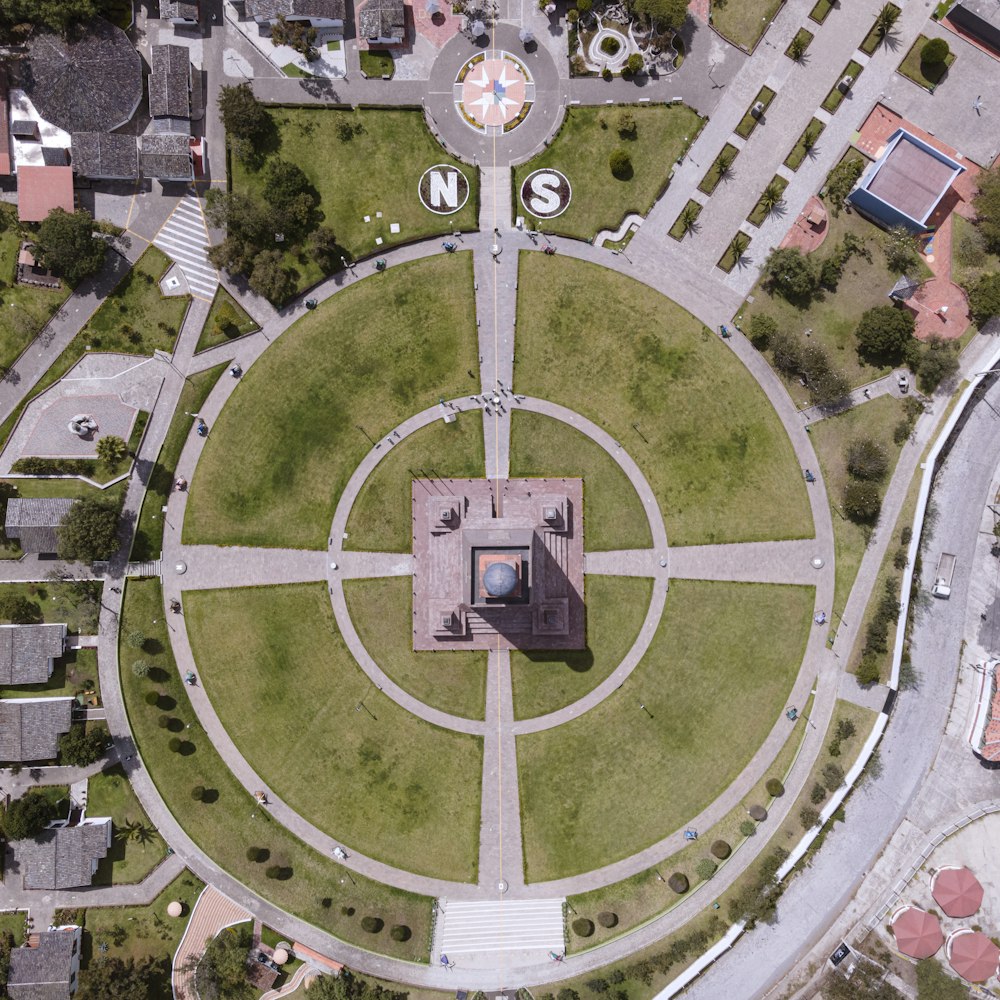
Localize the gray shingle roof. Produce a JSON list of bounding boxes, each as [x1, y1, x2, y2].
[[246, 0, 346, 19], [139, 132, 193, 179], [70, 132, 139, 179], [4, 498, 75, 554], [358, 0, 405, 39], [9, 819, 112, 889], [0, 697, 73, 762], [13, 19, 142, 133], [149, 44, 191, 119], [0, 623, 66, 685], [7, 929, 78, 1000], [162, 0, 201, 18]]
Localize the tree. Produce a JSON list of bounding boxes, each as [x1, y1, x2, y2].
[[728, 232, 749, 265], [59, 724, 107, 766], [762, 247, 816, 303], [825, 156, 865, 215], [218, 83, 273, 166], [973, 165, 1000, 253], [788, 33, 807, 61], [127, 629, 146, 650], [760, 180, 784, 215], [843, 479, 881, 522], [847, 436, 889, 480], [748, 314, 777, 350], [194, 924, 256, 1000], [609, 148, 632, 179], [920, 36, 950, 64], [629, 0, 689, 30], [96, 435, 127, 466], [304, 973, 408, 1000], [248, 250, 294, 303], [678, 203, 699, 237], [271, 14, 318, 59], [882, 226, 921, 274], [856, 655, 881, 686], [0, 593, 42, 624], [875, 2, 900, 39], [616, 109, 637, 139], [0, 0, 129, 39], [915, 958, 967, 999], [262, 159, 316, 235], [855, 304, 914, 360], [718, 148, 736, 180], [77, 956, 167, 1000], [822, 762, 845, 790], [2, 791, 56, 841], [57, 497, 120, 562], [969, 272, 1000, 326], [739, 819, 756, 837], [308, 226, 341, 272], [31, 208, 106, 286], [916, 336, 959, 392], [625, 53, 644, 76], [799, 806, 819, 828]]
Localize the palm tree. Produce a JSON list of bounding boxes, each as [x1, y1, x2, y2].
[[875, 3, 899, 39], [801, 126, 820, 155], [680, 204, 699, 236], [718, 149, 736, 180], [729, 233, 750, 266], [761, 181, 784, 215], [789, 33, 807, 61]]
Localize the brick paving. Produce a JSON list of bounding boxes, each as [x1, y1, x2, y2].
[[172, 885, 251, 1000], [778, 195, 831, 253]]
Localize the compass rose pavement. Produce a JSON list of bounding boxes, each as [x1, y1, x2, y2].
[[461, 57, 528, 128]]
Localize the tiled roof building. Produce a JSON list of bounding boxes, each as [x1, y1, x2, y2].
[[4, 497, 75, 553], [9, 819, 112, 889], [149, 44, 192, 120], [70, 132, 139, 180], [358, 0, 406, 43], [0, 623, 67, 686], [0, 697, 73, 762], [7, 927, 82, 1000]]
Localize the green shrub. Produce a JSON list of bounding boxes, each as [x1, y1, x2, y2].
[[846, 436, 889, 481], [810, 782, 827, 804], [921, 36, 950, 63], [625, 53, 643, 75], [843, 479, 882, 523], [710, 839, 731, 860], [856, 655, 881, 686], [390, 925, 412, 942], [126, 629, 146, 650], [132, 660, 151, 678], [266, 865, 282, 879], [696, 859, 718, 881], [739, 819, 756, 837], [822, 762, 845, 790], [157, 715, 170, 728], [799, 806, 819, 828], [572, 918, 595, 937], [836, 718, 856, 741], [191, 785, 205, 800], [602, 66, 612, 80], [748, 314, 777, 350], [765, 778, 784, 797], [168, 737, 182, 752], [144, 691, 159, 706], [361, 916, 384, 933], [609, 148, 632, 179]]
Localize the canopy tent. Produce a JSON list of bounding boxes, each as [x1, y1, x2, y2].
[[932, 866, 984, 918], [470, 19, 487, 35], [890, 906, 944, 959], [947, 929, 999, 983]]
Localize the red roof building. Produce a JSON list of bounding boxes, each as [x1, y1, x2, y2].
[[890, 906, 944, 959], [16, 165, 75, 222], [947, 929, 1000, 983], [968, 660, 1000, 761], [932, 866, 985, 918]]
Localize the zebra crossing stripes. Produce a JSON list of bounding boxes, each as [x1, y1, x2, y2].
[[439, 898, 565, 954], [154, 194, 219, 300]]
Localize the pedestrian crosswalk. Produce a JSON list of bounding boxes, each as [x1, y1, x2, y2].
[[154, 194, 219, 300], [439, 898, 565, 954]]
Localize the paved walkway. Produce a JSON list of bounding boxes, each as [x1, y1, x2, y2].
[[153, 194, 220, 302], [172, 885, 252, 1000]]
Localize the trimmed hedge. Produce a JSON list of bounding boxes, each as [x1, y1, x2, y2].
[[572, 918, 595, 937], [390, 925, 412, 942], [667, 873, 689, 894], [711, 839, 731, 860], [597, 911, 618, 928], [765, 778, 784, 797], [361, 916, 384, 934]]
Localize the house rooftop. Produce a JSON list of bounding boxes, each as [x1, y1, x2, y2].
[[4, 497, 75, 552], [162, 0, 201, 18], [70, 132, 139, 179], [13, 19, 142, 134], [0, 623, 67, 686], [860, 129, 964, 226], [358, 0, 405, 39], [15, 165, 75, 223], [149, 44, 191, 120], [0, 697, 73, 762], [7, 928, 78, 1000], [245, 0, 346, 18], [140, 132, 193, 179], [9, 818, 112, 889]]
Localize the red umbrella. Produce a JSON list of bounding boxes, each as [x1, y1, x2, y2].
[[932, 866, 985, 917], [891, 906, 944, 959], [948, 930, 1000, 983]]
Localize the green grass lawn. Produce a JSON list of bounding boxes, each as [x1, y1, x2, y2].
[[0, 910, 24, 945], [509, 410, 653, 551], [668, 199, 702, 241], [0, 581, 102, 634], [131, 365, 227, 562], [184, 583, 482, 881], [821, 61, 863, 113], [785, 26, 814, 58], [809, 0, 833, 21], [747, 175, 788, 227], [345, 577, 487, 720], [282, 62, 312, 77], [809, 394, 906, 614], [345, 413, 484, 552], [185, 255, 477, 549], [710, 0, 784, 50], [515, 254, 812, 545], [1, 647, 99, 701], [897, 35, 956, 91], [196, 287, 259, 353], [360, 50, 395, 77], [87, 765, 167, 885], [737, 209, 902, 397], [784, 118, 825, 171], [518, 579, 813, 880], [78, 247, 189, 356], [510, 576, 651, 721], [232, 108, 478, 291], [734, 87, 775, 140], [0, 204, 72, 370], [74, 869, 205, 1000], [513, 105, 703, 241], [697, 142, 739, 196], [120, 578, 434, 959]]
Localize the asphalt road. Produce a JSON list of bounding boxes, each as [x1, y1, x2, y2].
[[683, 373, 1000, 1000]]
